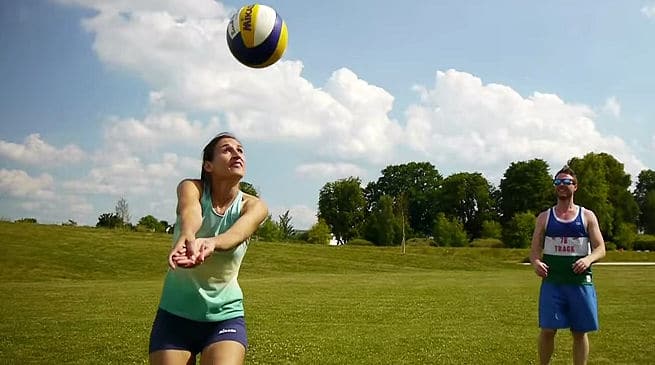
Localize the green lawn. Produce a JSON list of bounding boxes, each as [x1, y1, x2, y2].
[[0, 222, 653, 364]]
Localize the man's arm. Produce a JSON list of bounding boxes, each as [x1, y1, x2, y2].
[[572, 209, 606, 274], [530, 211, 549, 278]]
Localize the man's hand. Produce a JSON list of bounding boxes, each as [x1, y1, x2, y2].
[[532, 259, 549, 278], [572, 257, 592, 274]]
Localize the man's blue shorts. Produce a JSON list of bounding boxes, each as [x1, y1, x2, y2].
[[539, 281, 599, 332], [149, 308, 248, 355]]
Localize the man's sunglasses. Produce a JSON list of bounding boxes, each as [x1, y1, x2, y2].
[[553, 178, 575, 186]]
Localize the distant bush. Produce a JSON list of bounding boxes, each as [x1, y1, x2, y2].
[[292, 230, 309, 242], [15, 218, 37, 224], [613, 223, 637, 250], [432, 213, 468, 247], [405, 237, 434, 246], [481, 220, 502, 239], [605, 241, 617, 251], [306, 219, 331, 245], [502, 212, 536, 248], [470, 238, 504, 248], [136, 215, 167, 233], [634, 235, 655, 251], [135, 225, 155, 233], [257, 215, 282, 242], [348, 238, 374, 246], [96, 213, 123, 229]]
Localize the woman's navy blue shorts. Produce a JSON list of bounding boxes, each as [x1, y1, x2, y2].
[[149, 308, 248, 355]]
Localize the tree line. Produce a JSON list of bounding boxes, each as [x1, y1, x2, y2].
[[313, 152, 655, 250], [87, 152, 655, 250], [95, 197, 172, 233]]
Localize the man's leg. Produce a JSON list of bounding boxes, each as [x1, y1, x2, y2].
[[538, 329, 557, 365], [571, 331, 589, 365]]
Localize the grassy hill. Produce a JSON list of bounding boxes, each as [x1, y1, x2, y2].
[[0, 222, 653, 364]]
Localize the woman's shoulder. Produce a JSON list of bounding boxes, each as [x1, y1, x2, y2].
[[177, 179, 204, 198], [241, 191, 261, 203], [239, 192, 269, 221], [241, 192, 267, 209], [178, 178, 203, 188]]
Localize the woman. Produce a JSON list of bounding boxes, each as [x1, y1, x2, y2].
[[149, 132, 268, 365]]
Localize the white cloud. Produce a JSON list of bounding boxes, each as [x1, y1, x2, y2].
[[0, 134, 85, 166], [319, 68, 403, 160], [57, 0, 228, 20], [62, 153, 184, 196], [641, 4, 655, 18], [178, 155, 202, 173], [12, 1, 648, 227], [0, 169, 55, 199], [295, 162, 365, 180], [404, 69, 646, 180], [223, 66, 402, 163], [602, 96, 621, 118], [103, 112, 221, 154], [69, 3, 402, 162], [20, 195, 94, 223], [0, 169, 96, 223]]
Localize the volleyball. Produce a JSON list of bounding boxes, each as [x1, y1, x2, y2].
[[226, 4, 288, 68]]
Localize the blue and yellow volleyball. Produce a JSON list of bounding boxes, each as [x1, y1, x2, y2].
[[226, 4, 288, 68]]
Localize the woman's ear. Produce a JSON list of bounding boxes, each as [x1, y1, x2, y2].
[[203, 160, 213, 174]]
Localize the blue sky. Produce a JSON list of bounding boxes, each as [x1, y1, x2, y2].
[[1, 0, 654, 229]]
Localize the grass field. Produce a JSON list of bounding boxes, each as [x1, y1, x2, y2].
[[0, 221, 653, 364]]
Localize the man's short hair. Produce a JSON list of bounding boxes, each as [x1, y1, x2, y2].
[[555, 165, 577, 184]]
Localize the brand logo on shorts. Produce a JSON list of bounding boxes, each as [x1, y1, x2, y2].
[[218, 328, 237, 335]]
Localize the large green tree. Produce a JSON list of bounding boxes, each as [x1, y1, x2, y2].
[[568, 152, 638, 240], [363, 195, 402, 246], [439, 172, 496, 238], [137, 215, 166, 232], [635, 169, 655, 233], [318, 177, 366, 244], [640, 192, 655, 235], [499, 159, 552, 222], [96, 213, 123, 229], [364, 162, 442, 236]]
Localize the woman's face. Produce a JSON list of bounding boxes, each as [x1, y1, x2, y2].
[[205, 137, 246, 180]]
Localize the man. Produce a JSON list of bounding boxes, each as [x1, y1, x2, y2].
[[530, 166, 606, 365]]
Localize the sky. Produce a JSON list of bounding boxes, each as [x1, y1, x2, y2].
[[1, 0, 654, 229]]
